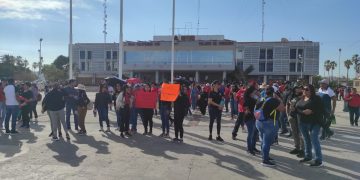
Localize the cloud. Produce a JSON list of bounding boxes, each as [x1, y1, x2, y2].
[[0, 0, 96, 20]]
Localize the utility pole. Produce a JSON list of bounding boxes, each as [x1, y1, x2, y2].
[[38, 38, 43, 78], [171, 0, 176, 83], [118, 0, 124, 79], [338, 48, 342, 86], [69, 0, 73, 79]]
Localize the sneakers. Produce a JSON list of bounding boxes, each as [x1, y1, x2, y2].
[[261, 160, 276, 167], [254, 149, 261, 154], [299, 158, 312, 163], [208, 135, 213, 140], [310, 161, 323, 167], [125, 132, 132, 137], [297, 151, 305, 158], [65, 133, 70, 140], [164, 133, 170, 138], [120, 133, 125, 138], [5, 130, 11, 134], [173, 138, 180, 142], [159, 133, 165, 137], [143, 131, 148, 135], [10, 130, 19, 134], [247, 150, 255, 156], [179, 138, 183, 142], [99, 127, 104, 132], [105, 127, 111, 132], [289, 149, 300, 155], [51, 137, 60, 141], [216, 136, 224, 142], [48, 132, 53, 137], [232, 134, 236, 140]]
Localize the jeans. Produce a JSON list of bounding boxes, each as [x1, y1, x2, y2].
[[209, 107, 222, 135], [120, 105, 130, 133], [98, 107, 110, 128], [116, 109, 122, 128], [130, 107, 142, 131], [0, 102, 6, 127], [160, 105, 170, 134], [256, 120, 278, 161], [230, 99, 238, 117], [4, 105, 19, 132], [245, 120, 258, 152], [48, 109, 67, 138], [232, 112, 244, 137], [279, 111, 288, 132], [300, 122, 322, 163], [191, 96, 197, 110], [349, 106, 359, 125], [66, 103, 78, 129], [29, 101, 38, 119]]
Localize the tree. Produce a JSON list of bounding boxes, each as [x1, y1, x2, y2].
[[352, 54, 360, 74], [330, 61, 337, 81], [53, 55, 69, 70], [226, 64, 254, 83], [324, 60, 331, 80], [23, 59, 29, 68], [344, 59, 353, 84], [0, 54, 35, 81], [42, 64, 68, 82]]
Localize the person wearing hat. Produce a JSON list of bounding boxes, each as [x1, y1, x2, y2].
[[318, 79, 336, 140], [76, 84, 90, 135], [208, 80, 224, 142]]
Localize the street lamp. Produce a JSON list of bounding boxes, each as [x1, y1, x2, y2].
[[38, 38, 43, 77], [298, 53, 303, 79], [338, 48, 342, 86]]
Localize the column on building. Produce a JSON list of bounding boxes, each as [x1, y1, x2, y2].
[[195, 71, 199, 83], [155, 71, 159, 84], [222, 71, 226, 82], [264, 75, 267, 83]]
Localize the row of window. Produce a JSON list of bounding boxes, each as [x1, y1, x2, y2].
[[236, 48, 304, 60], [80, 50, 118, 60], [258, 62, 303, 72], [80, 61, 118, 71]]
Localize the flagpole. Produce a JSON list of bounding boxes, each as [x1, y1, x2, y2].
[[69, 0, 73, 79], [171, 0, 175, 83], [118, 0, 124, 79]]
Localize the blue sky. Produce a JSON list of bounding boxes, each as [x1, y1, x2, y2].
[[0, 0, 359, 77]]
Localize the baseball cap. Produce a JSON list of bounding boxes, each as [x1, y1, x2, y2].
[[319, 79, 329, 85]]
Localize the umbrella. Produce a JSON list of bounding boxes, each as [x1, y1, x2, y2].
[[126, 78, 142, 84], [174, 77, 191, 86], [104, 76, 126, 87]]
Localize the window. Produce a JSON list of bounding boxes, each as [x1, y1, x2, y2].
[[112, 51, 118, 60], [297, 62, 302, 72], [112, 61, 117, 71], [290, 49, 297, 59], [106, 62, 111, 71], [290, 62, 296, 72], [267, 49, 273, 59], [266, 62, 273, 72], [87, 51, 92, 60], [80, 51, 85, 59], [260, 49, 266, 59], [259, 62, 266, 72], [81, 62, 85, 71], [298, 49, 304, 58], [106, 51, 111, 59]]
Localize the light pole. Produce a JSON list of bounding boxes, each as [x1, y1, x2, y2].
[[170, 0, 176, 83], [338, 48, 342, 86], [69, 0, 73, 79], [38, 38, 43, 78], [118, 0, 124, 79], [298, 54, 303, 79]]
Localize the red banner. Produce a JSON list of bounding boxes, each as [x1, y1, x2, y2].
[[135, 91, 157, 109], [160, 83, 180, 102]]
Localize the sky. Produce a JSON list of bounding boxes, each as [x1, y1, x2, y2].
[[0, 0, 359, 78]]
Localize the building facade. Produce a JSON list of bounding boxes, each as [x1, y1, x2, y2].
[[72, 35, 319, 85]]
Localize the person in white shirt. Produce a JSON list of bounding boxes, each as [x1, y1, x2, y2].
[[318, 79, 336, 140], [3, 79, 20, 134]]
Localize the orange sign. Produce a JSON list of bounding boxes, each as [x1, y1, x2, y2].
[[160, 83, 180, 102]]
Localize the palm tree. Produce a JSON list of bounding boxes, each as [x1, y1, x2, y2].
[[324, 60, 331, 80], [344, 59, 353, 84], [352, 54, 360, 74], [24, 59, 29, 69], [330, 61, 337, 81]]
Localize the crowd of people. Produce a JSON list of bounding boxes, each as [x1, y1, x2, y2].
[[0, 76, 358, 168]]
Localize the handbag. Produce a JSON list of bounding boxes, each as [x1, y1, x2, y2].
[[87, 101, 94, 110]]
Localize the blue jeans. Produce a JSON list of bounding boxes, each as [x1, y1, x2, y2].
[[230, 99, 238, 116], [191, 97, 197, 110], [130, 107, 142, 131], [160, 105, 170, 134], [66, 103, 78, 129], [0, 102, 6, 127], [116, 109, 122, 128], [256, 120, 278, 161], [279, 111, 288, 132], [98, 107, 110, 127], [5, 105, 19, 132], [245, 120, 257, 152], [300, 122, 322, 163]]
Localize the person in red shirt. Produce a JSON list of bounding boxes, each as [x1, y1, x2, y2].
[[344, 88, 360, 126], [224, 84, 231, 112], [231, 85, 246, 139]]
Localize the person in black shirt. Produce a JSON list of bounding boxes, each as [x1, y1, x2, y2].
[[255, 86, 285, 167], [296, 85, 324, 167], [243, 86, 260, 155], [19, 82, 33, 128], [94, 84, 112, 132], [208, 80, 224, 141], [173, 85, 190, 142]]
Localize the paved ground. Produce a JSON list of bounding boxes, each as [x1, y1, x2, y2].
[[0, 92, 359, 180]]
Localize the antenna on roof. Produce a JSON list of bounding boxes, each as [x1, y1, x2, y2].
[[196, 0, 201, 35], [261, 0, 265, 42]]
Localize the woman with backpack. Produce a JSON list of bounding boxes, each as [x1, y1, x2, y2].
[[76, 84, 90, 135], [296, 84, 324, 167], [255, 86, 285, 167]]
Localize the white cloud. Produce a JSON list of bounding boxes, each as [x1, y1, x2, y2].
[[0, 0, 97, 20]]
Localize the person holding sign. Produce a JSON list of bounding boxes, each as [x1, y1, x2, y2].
[[159, 83, 180, 138], [140, 84, 155, 135], [208, 80, 224, 142]]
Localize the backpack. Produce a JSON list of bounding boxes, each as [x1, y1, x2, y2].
[[254, 98, 277, 125]]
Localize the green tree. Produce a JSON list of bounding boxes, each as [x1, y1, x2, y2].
[[330, 61, 337, 81], [53, 55, 69, 70], [324, 60, 331, 80], [0, 54, 35, 81], [352, 54, 360, 74], [42, 64, 68, 82], [226, 64, 254, 83], [344, 59, 353, 84]]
